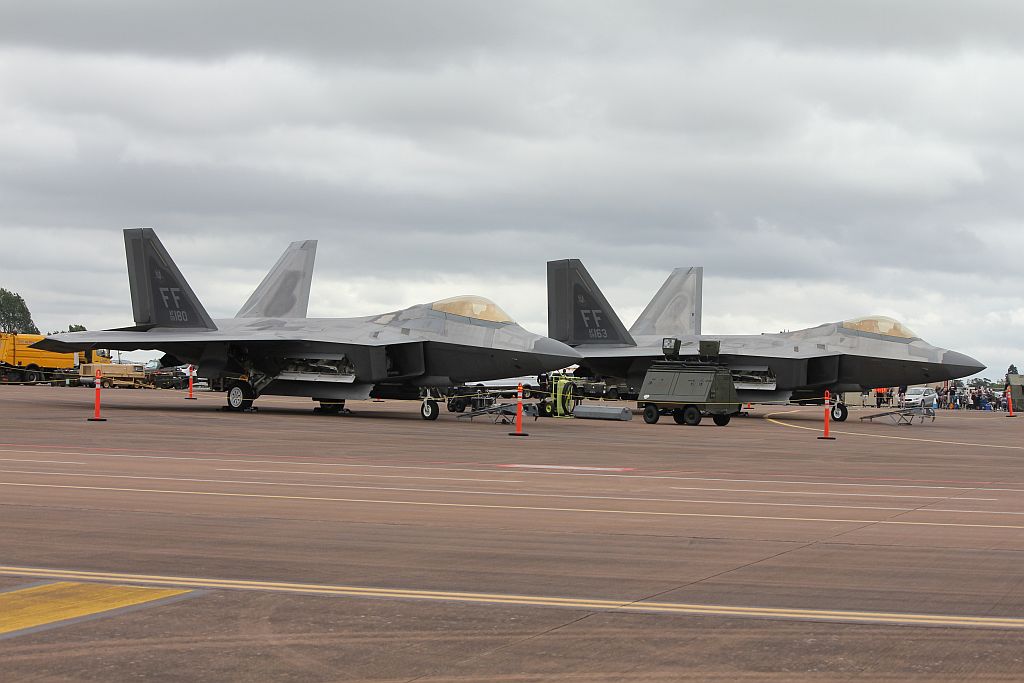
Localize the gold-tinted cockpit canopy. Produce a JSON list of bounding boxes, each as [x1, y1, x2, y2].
[[431, 295, 514, 323], [841, 316, 918, 339]]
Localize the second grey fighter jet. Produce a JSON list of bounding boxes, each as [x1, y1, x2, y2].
[[548, 259, 985, 421], [36, 229, 580, 418]]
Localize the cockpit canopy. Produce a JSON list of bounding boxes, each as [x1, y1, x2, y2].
[[431, 295, 514, 323], [841, 315, 918, 339]]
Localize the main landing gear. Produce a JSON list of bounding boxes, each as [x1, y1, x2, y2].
[[225, 381, 256, 411], [314, 400, 348, 415]]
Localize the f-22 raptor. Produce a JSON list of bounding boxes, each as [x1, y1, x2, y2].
[[37, 229, 580, 418], [548, 259, 985, 421]]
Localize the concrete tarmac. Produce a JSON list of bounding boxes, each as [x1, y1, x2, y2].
[[1, 385, 1023, 680]]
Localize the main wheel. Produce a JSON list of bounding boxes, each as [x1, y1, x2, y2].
[[643, 404, 660, 424], [672, 409, 686, 425], [682, 405, 702, 426], [421, 399, 439, 420], [831, 402, 849, 422], [712, 414, 731, 426], [318, 400, 345, 414], [226, 381, 255, 411]]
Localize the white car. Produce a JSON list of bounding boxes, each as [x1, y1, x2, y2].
[[904, 387, 937, 408]]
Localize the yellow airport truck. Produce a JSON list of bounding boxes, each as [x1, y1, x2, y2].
[[0, 333, 111, 384]]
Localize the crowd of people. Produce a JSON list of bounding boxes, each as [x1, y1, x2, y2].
[[938, 386, 1008, 410], [867, 385, 1010, 411]]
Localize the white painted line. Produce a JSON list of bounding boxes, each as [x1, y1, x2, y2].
[[499, 464, 635, 472], [667, 477, 976, 491], [216, 469, 521, 483], [669, 487, 996, 501], [928, 509, 1024, 516], [0, 468, 1010, 514], [0, 458, 84, 465], [4, 480, 1024, 530], [1, 448, 1022, 493]]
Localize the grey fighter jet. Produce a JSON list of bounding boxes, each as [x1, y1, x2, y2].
[[35, 229, 580, 418], [548, 259, 985, 421]]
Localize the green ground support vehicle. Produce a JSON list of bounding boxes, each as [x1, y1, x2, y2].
[[638, 361, 741, 426]]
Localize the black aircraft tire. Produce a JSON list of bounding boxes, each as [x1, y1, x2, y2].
[[226, 381, 255, 411], [831, 402, 849, 422], [713, 414, 731, 427], [421, 399, 440, 420], [683, 405, 702, 426], [318, 401, 345, 415], [672, 409, 686, 425], [643, 404, 660, 424]]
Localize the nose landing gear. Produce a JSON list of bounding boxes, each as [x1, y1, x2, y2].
[[421, 398, 439, 420]]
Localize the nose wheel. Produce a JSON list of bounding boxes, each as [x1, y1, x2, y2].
[[830, 402, 848, 422], [421, 398, 440, 420]]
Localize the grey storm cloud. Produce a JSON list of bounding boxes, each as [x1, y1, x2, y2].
[[1, 1, 1022, 376]]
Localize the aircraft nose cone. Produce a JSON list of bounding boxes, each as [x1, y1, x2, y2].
[[533, 336, 582, 368], [942, 350, 986, 379]]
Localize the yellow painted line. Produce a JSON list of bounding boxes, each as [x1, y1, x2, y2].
[[0, 581, 189, 636], [0, 566, 1020, 630], [765, 413, 1024, 450], [3, 480, 1024, 529]]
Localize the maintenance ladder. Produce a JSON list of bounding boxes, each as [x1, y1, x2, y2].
[[456, 402, 539, 424], [859, 406, 936, 425]]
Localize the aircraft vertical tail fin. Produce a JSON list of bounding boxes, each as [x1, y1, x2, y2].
[[547, 259, 635, 347], [123, 228, 217, 330], [630, 267, 703, 336], [236, 240, 317, 318]]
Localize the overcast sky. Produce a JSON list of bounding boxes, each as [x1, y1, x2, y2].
[[1, 1, 1020, 378]]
